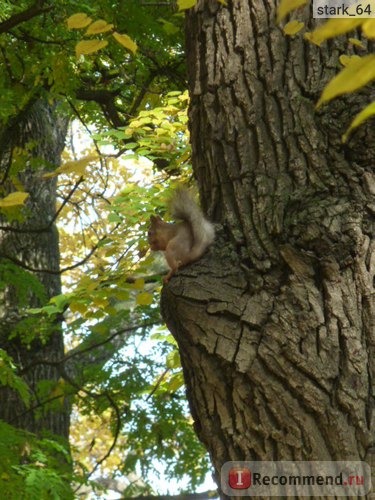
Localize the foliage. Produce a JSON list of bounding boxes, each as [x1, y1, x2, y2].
[[0, 421, 73, 499], [0, 0, 212, 497], [0, 1, 214, 498]]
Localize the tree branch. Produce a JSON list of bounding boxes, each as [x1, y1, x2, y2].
[[76, 88, 125, 128], [0, 2, 53, 34]]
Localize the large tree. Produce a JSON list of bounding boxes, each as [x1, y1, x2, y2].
[[161, 0, 374, 493]]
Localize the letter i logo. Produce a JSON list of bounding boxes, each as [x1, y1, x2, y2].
[[228, 467, 251, 489]]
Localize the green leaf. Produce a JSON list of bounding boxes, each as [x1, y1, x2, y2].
[[167, 372, 184, 392], [343, 101, 375, 142], [177, 0, 197, 11], [166, 350, 181, 369], [317, 55, 375, 107]]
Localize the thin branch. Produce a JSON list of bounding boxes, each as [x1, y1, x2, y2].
[[146, 368, 170, 400], [19, 320, 161, 375], [0, 224, 120, 274]]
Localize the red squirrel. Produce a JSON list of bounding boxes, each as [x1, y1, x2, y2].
[[148, 188, 215, 283]]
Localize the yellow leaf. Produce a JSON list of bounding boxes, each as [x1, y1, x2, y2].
[[70, 301, 88, 315], [343, 101, 375, 142], [50, 378, 66, 405], [177, 0, 197, 10], [305, 19, 361, 46], [75, 39, 108, 57], [67, 13, 92, 29], [317, 55, 375, 107], [277, 0, 308, 22], [92, 297, 109, 308], [362, 19, 375, 39], [43, 154, 97, 178], [112, 32, 138, 54], [85, 19, 114, 35], [348, 37, 365, 48], [136, 292, 153, 306], [0, 191, 29, 208], [283, 20, 304, 35], [339, 54, 361, 66], [133, 278, 145, 290]]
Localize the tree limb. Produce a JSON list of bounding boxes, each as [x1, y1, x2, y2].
[[0, 1, 52, 34]]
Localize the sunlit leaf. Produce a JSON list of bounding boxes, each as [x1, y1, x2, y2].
[[43, 154, 97, 178], [166, 350, 181, 369], [317, 55, 375, 107], [277, 0, 308, 22], [136, 292, 153, 306], [75, 39, 108, 57], [339, 54, 361, 66], [305, 19, 361, 46], [167, 372, 184, 392], [158, 18, 179, 35], [362, 19, 375, 39], [85, 20, 114, 35], [283, 20, 304, 35], [112, 32, 138, 54], [348, 37, 365, 48], [177, 0, 197, 11], [342, 101, 375, 142], [133, 278, 145, 290], [67, 13, 92, 29], [0, 191, 29, 208]]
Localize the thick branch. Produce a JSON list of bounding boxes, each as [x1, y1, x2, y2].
[[76, 88, 125, 128], [0, 2, 52, 34]]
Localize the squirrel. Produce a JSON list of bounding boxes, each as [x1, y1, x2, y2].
[[148, 188, 215, 283]]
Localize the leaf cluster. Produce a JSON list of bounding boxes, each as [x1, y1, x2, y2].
[[0, 421, 73, 500]]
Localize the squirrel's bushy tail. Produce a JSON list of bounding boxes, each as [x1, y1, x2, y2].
[[171, 188, 215, 261]]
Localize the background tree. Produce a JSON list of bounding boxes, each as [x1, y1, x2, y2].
[[161, 0, 374, 493], [0, 1, 214, 497]]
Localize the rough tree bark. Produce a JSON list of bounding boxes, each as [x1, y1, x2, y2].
[[161, 0, 374, 496], [0, 100, 70, 438]]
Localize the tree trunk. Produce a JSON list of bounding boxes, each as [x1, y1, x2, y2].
[[0, 100, 70, 438], [161, 0, 374, 495]]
